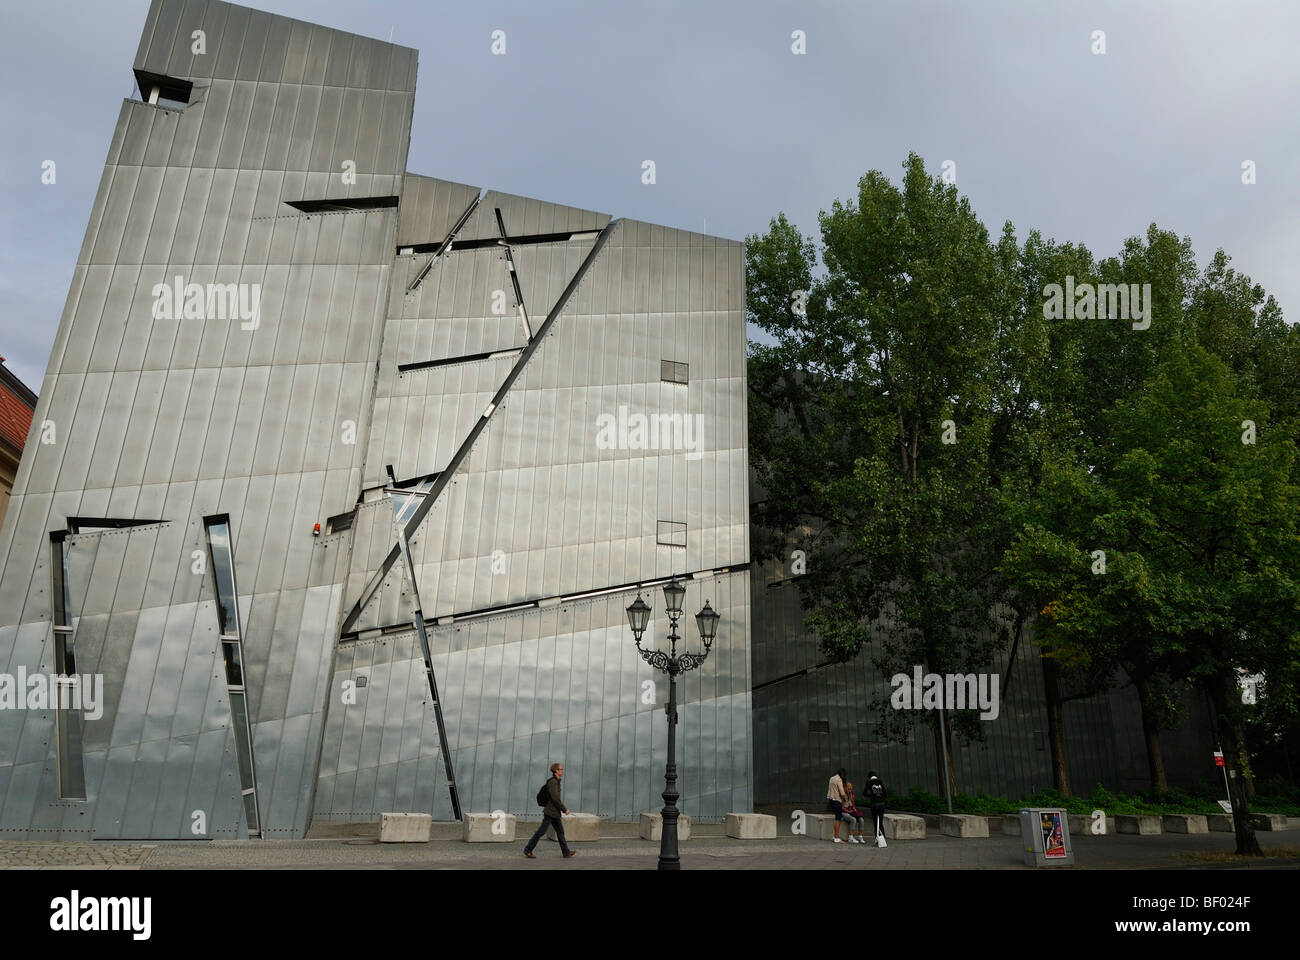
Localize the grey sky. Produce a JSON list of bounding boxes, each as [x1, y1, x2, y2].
[[2, 0, 1296, 390]]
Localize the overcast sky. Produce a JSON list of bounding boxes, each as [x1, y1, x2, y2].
[[2, 0, 1296, 390]]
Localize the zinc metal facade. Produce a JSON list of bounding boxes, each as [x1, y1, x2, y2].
[[0, 0, 752, 839]]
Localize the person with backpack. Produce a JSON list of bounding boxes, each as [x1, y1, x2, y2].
[[865, 770, 887, 843], [523, 762, 577, 859]]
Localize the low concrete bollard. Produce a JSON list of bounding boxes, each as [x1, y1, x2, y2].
[[463, 812, 515, 842], [883, 813, 925, 840], [544, 813, 599, 842], [1162, 814, 1208, 834], [1068, 814, 1116, 836], [1002, 814, 1022, 837], [1249, 813, 1288, 831], [941, 814, 989, 838], [639, 812, 692, 842], [1207, 814, 1234, 832], [379, 812, 431, 843], [726, 813, 777, 839], [1116, 815, 1162, 835], [806, 813, 837, 840]]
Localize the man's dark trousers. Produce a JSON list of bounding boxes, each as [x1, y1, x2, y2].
[[525, 815, 571, 856]]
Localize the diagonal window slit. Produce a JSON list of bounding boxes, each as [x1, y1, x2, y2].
[[494, 208, 532, 341], [406, 193, 482, 293], [285, 196, 398, 214], [399, 229, 601, 256], [397, 348, 522, 373]]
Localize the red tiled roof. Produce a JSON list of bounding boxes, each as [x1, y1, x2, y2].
[[0, 376, 35, 453]]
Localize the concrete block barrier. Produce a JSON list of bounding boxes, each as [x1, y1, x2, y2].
[[884, 813, 926, 840], [1162, 814, 1208, 834], [379, 812, 431, 843], [725, 813, 777, 839], [1068, 814, 1116, 836], [544, 813, 599, 842], [1116, 815, 1162, 835], [463, 812, 515, 842], [1249, 812, 1288, 831], [940, 814, 989, 838], [639, 812, 692, 841]]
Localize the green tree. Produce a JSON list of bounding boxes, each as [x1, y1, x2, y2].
[[747, 155, 1012, 798]]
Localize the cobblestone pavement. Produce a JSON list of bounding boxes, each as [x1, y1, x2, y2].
[[4, 827, 1296, 870], [0, 843, 156, 869]]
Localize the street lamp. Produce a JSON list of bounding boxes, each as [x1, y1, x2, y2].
[[626, 578, 718, 871]]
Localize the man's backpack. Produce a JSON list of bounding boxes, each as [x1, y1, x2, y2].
[[536, 780, 552, 807], [869, 780, 885, 801]]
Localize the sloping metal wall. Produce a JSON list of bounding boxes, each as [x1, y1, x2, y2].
[[0, 0, 753, 836], [0, 0, 416, 838]]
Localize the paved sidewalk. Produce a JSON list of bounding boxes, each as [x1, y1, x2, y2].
[[0, 843, 155, 869], [3, 826, 1297, 870]]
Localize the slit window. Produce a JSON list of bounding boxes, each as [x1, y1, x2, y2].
[[661, 360, 689, 384], [326, 510, 355, 534], [204, 516, 240, 636], [284, 197, 398, 214], [203, 514, 261, 838], [808, 720, 830, 735], [221, 640, 244, 688], [50, 532, 86, 800]]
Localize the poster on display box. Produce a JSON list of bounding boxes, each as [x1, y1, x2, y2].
[[1041, 812, 1066, 858]]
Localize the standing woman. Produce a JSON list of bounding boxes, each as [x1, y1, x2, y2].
[[826, 767, 849, 843]]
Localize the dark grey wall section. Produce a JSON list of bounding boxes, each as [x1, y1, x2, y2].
[[751, 553, 1219, 805], [0, 0, 416, 838]]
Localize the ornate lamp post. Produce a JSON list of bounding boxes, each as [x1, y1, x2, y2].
[[627, 579, 720, 871]]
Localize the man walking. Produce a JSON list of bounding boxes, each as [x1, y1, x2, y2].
[[524, 762, 577, 859]]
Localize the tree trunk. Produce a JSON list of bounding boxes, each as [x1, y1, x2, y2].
[[1134, 675, 1168, 793], [1236, 724, 1256, 799], [931, 709, 957, 802], [1042, 657, 1071, 797], [925, 642, 958, 801], [1208, 678, 1262, 856]]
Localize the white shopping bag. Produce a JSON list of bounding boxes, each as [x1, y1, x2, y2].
[[876, 825, 887, 848]]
